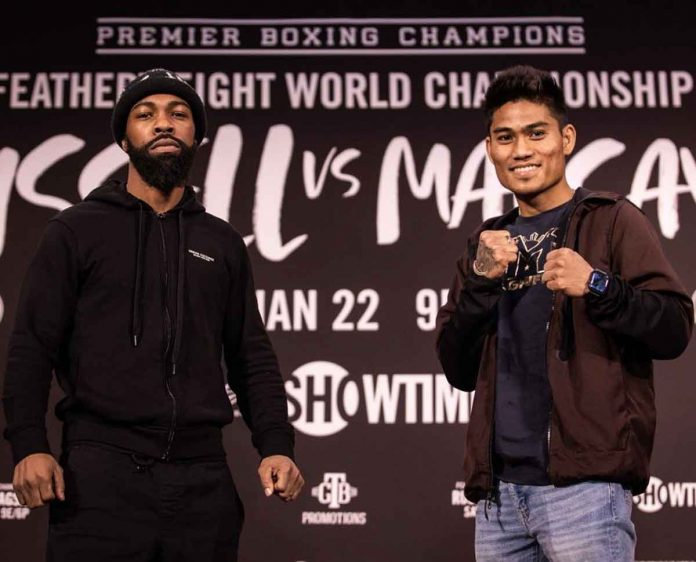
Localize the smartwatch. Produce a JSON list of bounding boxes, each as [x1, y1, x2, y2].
[[587, 269, 610, 296]]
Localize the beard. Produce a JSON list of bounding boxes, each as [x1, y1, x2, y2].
[[126, 135, 197, 194]]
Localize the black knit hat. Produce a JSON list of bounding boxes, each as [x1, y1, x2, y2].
[[111, 68, 207, 146]]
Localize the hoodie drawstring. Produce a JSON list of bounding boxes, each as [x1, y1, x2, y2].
[[129, 196, 189, 373], [132, 202, 146, 347], [170, 210, 186, 376]]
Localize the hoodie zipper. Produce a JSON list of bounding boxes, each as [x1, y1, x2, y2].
[[157, 212, 177, 461], [546, 268, 559, 477], [485, 419, 496, 517], [465, 231, 498, 514], [543, 194, 599, 478]]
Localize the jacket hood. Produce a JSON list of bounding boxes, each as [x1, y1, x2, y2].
[[482, 186, 622, 232], [85, 179, 206, 214]]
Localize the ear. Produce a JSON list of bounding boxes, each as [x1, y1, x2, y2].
[[485, 136, 493, 163], [561, 124, 577, 156], [121, 139, 129, 151]]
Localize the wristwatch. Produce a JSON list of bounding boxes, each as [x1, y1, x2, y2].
[[587, 269, 610, 296]]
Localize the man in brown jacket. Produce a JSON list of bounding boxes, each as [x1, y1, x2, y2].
[[436, 65, 693, 561]]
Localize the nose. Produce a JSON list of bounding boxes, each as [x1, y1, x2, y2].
[[512, 136, 533, 159], [154, 112, 174, 135]]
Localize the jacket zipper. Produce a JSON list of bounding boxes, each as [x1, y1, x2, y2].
[[546, 269, 559, 476], [545, 313, 554, 477], [485, 371, 496, 517], [485, 438, 496, 515], [543, 195, 591, 477], [471, 227, 497, 513], [157, 213, 177, 461]]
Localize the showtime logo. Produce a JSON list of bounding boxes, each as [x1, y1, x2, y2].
[[285, 361, 473, 437], [634, 476, 696, 514]]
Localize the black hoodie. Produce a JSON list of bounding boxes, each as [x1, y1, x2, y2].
[[3, 180, 294, 463]]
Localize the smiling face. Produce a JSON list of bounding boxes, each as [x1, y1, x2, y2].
[[486, 99, 576, 215]]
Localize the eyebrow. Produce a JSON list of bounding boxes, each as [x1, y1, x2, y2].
[[491, 121, 551, 134], [130, 100, 191, 112]]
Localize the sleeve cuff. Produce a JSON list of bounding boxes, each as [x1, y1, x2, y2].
[[463, 271, 504, 294], [7, 426, 51, 465], [585, 273, 620, 307], [256, 430, 295, 461]]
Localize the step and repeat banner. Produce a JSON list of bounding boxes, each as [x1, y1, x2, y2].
[[1, 5, 695, 561]]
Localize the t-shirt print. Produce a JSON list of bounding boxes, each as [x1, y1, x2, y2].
[[503, 226, 561, 291]]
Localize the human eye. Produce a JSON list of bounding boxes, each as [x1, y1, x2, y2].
[[134, 109, 152, 119], [530, 129, 546, 139], [172, 107, 190, 119], [496, 133, 512, 143]]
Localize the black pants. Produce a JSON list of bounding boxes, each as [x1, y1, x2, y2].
[[48, 444, 244, 562]]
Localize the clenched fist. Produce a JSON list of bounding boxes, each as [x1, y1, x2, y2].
[[258, 455, 304, 502], [473, 230, 518, 279], [542, 248, 593, 297], [13, 453, 65, 508]]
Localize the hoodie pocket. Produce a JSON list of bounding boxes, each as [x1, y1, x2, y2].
[[554, 354, 631, 454]]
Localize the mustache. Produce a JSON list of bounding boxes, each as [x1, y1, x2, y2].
[[144, 134, 188, 151]]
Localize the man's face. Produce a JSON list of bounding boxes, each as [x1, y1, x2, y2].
[[123, 93, 197, 193], [486, 99, 575, 201]]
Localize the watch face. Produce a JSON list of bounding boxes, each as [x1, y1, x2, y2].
[[589, 270, 609, 294]]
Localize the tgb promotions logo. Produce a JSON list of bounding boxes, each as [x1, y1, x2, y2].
[[0, 483, 30, 520], [312, 472, 358, 509], [634, 476, 696, 514], [285, 361, 473, 437], [302, 473, 367, 526]]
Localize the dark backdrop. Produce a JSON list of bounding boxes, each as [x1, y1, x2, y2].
[[1, 2, 694, 561]]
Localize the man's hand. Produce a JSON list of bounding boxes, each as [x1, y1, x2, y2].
[[542, 248, 593, 297], [473, 230, 518, 279], [258, 455, 304, 502], [13, 453, 65, 508]]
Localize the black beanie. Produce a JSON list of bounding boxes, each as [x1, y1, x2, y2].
[[111, 68, 207, 146]]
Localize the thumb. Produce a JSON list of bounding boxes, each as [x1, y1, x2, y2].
[[258, 463, 275, 497], [53, 464, 65, 501]]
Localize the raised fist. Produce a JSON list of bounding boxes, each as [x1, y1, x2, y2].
[[473, 230, 518, 280]]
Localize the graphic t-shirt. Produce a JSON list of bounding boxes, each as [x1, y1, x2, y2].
[[494, 200, 572, 485]]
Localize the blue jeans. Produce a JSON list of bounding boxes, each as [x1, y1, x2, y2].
[[475, 481, 636, 561]]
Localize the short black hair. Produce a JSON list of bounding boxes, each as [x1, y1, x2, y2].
[[484, 65, 568, 132]]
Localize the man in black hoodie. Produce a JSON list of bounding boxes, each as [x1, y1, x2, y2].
[[3, 68, 303, 561]]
